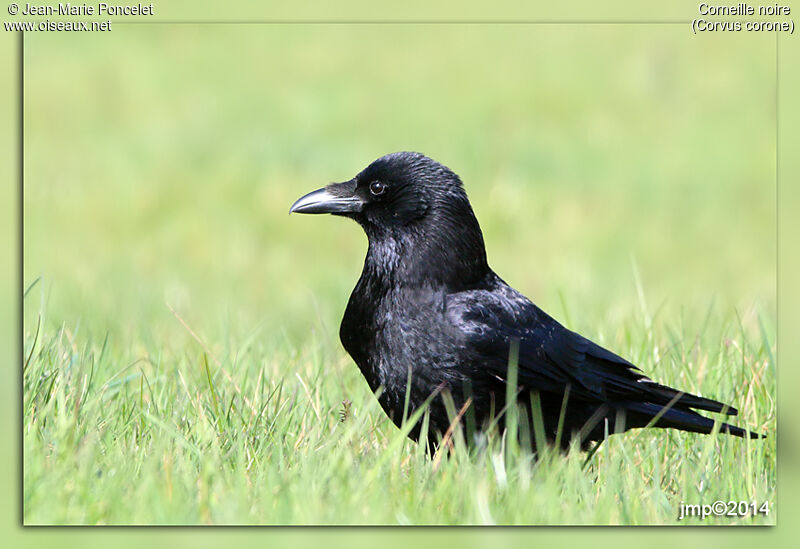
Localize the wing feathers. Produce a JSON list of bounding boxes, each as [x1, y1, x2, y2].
[[453, 280, 743, 424]]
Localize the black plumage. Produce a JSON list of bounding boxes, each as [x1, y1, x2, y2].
[[290, 152, 761, 451]]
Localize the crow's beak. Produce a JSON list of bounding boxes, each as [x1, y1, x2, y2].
[[289, 182, 364, 215]]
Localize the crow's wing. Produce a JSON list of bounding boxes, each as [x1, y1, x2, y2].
[[447, 283, 737, 416]]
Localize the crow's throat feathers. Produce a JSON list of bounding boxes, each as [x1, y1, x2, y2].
[[360, 186, 490, 291]]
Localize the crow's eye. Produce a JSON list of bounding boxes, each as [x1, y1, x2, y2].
[[369, 181, 386, 196]]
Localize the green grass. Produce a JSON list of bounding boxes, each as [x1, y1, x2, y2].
[[23, 25, 775, 524], [22, 293, 775, 524]]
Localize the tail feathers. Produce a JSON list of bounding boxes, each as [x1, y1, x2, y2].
[[642, 382, 739, 415], [620, 401, 762, 439]]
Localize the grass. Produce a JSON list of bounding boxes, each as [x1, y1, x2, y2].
[[22, 290, 775, 524], [22, 24, 775, 524]]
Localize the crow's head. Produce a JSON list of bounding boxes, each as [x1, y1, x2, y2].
[[290, 152, 489, 287], [291, 152, 460, 226]]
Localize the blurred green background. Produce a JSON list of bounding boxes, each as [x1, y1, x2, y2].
[[16, 12, 781, 532], [24, 24, 774, 345]]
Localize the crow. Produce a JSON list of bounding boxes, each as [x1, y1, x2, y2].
[[290, 151, 761, 451]]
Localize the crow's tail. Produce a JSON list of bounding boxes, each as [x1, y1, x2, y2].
[[618, 401, 763, 439], [640, 382, 741, 415]]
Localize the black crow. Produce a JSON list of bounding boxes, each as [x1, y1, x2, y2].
[[290, 152, 761, 451]]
